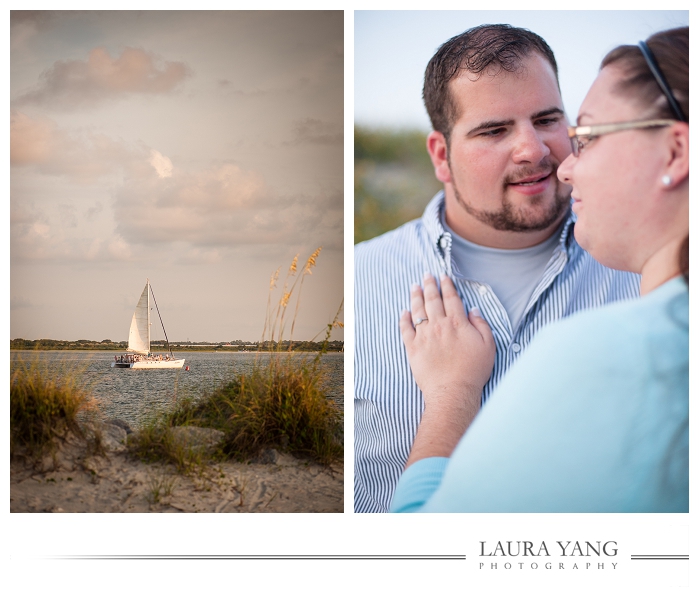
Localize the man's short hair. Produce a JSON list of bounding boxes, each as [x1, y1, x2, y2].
[[423, 24, 559, 144]]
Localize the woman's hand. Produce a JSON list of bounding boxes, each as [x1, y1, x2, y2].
[[399, 273, 496, 467], [400, 273, 496, 400]]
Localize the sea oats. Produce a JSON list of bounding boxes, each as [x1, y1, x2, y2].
[[269, 268, 280, 290], [289, 254, 299, 276], [304, 247, 322, 274]]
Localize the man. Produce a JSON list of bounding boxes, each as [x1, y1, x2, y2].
[[354, 24, 640, 513]]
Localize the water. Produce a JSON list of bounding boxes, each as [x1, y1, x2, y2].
[[12, 351, 344, 429]]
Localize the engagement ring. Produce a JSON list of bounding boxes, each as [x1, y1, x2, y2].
[[414, 318, 428, 326]]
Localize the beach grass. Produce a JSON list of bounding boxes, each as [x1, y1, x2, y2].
[[10, 355, 100, 460], [127, 417, 205, 473], [127, 248, 343, 467], [169, 354, 342, 464], [145, 468, 178, 504]]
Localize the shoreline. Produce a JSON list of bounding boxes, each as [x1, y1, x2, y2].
[[10, 348, 343, 353]]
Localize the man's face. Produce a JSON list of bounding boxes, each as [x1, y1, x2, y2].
[[434, 53, 572, 240]]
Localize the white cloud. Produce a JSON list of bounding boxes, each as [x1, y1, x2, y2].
[[32, 222, 50, 239], [15, 46, 190, 109], [11, 110, 147, 181], [10, 110, 53, 164], [149, 149, 173, 178], [108, 235, 133, 260], [11, 118, 343, 265]]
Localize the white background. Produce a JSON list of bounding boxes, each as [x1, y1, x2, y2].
[[5, 2, 695, 596]]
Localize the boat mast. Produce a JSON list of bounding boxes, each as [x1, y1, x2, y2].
[[147, 278, 151, 354], [149, 282, 173, 356]]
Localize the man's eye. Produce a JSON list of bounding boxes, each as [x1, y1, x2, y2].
[[537, 117, 559, 126], [480, 128, 505, 137]]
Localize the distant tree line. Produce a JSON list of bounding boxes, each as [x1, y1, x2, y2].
[[256, 340, 344, 352], [10, 338, 344, 352], [10, 339, 128, 351]]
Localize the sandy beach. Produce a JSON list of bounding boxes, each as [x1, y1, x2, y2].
[[10, 428, 343, 513]]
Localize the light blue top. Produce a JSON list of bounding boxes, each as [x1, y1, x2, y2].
[[391, 276, 688, 513]]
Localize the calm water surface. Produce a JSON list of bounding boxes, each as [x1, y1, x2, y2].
[[12, 351, 344, 428]]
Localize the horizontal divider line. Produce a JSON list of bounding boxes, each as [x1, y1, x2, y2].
[[51, 555, 467, 560], [630, 557, 688, 560]]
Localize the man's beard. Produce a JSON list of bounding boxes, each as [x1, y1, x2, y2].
[[450, 160, 571, 233]]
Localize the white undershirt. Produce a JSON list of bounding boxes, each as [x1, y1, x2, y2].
[[443, 216, 563, 329]]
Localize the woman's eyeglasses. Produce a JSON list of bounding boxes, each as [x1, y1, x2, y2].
[[567, 119, 676, 157], [569, 40, 687, 158]]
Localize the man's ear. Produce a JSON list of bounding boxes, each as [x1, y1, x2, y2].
[[427, 130, 452, 184]]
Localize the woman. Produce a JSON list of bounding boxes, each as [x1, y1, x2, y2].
[[392, 27, 688, 513]]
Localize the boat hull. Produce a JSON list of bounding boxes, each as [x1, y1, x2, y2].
[[111, 359, 185, 369]]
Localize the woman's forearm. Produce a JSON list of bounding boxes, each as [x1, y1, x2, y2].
[[400, 274, 494, 470], [404, 384, 482, 469]]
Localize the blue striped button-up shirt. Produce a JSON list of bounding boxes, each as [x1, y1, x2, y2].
[[354, 191, 641, 513]]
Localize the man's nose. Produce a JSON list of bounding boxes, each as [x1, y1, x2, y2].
[[511, 125, 550, 164]]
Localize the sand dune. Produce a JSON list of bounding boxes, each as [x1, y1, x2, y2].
[[10, 431, 343, 513]]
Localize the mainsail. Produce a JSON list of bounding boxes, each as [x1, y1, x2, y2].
[[127, 283, 150, 354]]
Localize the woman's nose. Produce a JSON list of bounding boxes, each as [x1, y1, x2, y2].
[[557, 152, 575, 184]]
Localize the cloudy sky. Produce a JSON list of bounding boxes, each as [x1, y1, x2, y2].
[[356, 10, 689, 130], [10, 11, 343, 343]]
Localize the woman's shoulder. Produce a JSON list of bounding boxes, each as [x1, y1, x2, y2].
[[540, 276, 687, 352]]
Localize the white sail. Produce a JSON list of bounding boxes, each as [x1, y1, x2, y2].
[[113, 279, 183, 369], [127, 282, 150, 354]]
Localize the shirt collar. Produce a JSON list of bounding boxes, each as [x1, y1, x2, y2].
[[421, 190, 578, 274], [421, 191, 452, 274]]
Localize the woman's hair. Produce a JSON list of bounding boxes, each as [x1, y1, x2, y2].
[[601, 27, 689, 282]]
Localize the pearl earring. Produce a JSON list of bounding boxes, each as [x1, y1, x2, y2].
[[662, 175, 672, 186]]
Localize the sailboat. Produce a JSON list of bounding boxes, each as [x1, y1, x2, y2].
[[112, 280, 185, 369]]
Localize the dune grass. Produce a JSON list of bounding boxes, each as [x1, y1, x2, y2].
[[127, 417, 207, 474], [168, 355, 342, 464], [128, 348, 342, 470], [128, 248, 343, 468], [10, 355, 100, 460]]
